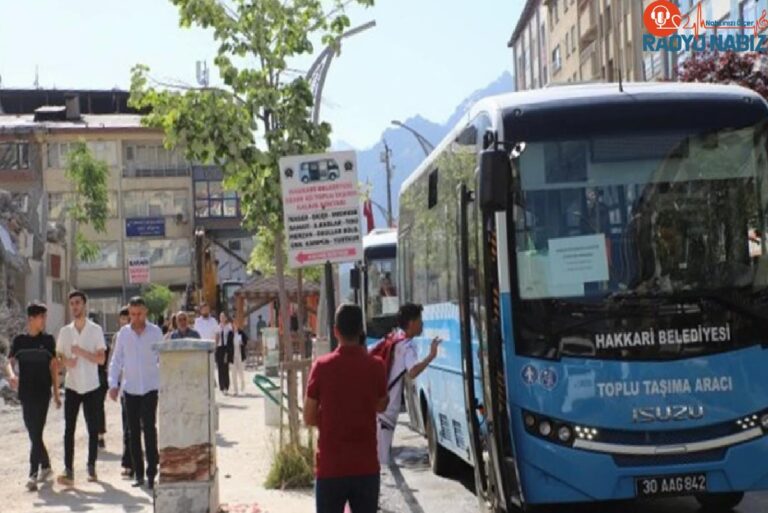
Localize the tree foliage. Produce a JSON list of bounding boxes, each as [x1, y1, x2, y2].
[[142, 283, 174, 320], [64, 141, 109, 263], [129, 0, 373, 244], [678, 51, 768, 99]]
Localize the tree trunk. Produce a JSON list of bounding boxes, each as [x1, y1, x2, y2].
[[274, 229, 300, 447]]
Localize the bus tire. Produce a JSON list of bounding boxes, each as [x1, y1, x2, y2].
[[695, 492, 744, 511], [426, 410, 451, 477]]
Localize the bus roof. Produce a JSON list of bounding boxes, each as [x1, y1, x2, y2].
[[400, 82, 767, 195], [363, 228, 397, 250]]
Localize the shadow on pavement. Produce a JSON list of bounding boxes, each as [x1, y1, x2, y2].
[[34, 481, 151, 512]]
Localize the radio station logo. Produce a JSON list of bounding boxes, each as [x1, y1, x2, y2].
[[643, 0, 768, 52]]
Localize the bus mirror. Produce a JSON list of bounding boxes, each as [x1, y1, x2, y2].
[[350, 267, 361, 290], [479, 149, 511, 211]]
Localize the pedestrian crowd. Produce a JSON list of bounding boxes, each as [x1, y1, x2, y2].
[[5, 288, 435, 513], [4, 292, 251, 493]]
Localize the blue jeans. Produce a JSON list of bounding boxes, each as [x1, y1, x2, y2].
[[315, 473, 380, 513]]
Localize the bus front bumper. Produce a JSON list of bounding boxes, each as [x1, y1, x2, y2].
[[516, 427, 768, 504]]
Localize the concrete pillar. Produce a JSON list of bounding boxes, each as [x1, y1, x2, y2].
[[154, 339, 219, 513]]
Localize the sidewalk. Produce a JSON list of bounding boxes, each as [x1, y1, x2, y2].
[[0, 370, 315, 513]]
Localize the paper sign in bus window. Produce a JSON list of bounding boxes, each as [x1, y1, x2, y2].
[[548, 234, 609, 285]]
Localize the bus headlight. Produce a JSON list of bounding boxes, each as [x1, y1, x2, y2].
[[522, 410, 589, 447]]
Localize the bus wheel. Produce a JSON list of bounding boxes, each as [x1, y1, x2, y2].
[[695, 492, 744, 511], [426, 411, 451, 477]]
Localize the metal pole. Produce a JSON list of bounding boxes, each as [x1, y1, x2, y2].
[[325, 261, 336, 350], [391, 120, 435, 157], [383, 140, 393, 228]]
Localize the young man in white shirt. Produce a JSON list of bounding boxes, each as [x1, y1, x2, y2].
[[56, 290, 106, 485], [376, 303, 441, 467], [108, 296, 162, 489]]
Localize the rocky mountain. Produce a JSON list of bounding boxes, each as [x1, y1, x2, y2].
[[350, 71, 514, 227]]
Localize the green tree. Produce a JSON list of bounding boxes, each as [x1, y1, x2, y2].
[[65, 141, 110, 289], [142, 283, 174, 321], [129, 0, 373, 447]]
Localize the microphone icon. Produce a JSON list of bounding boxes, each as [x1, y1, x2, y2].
[[652, 6, 671, 29]]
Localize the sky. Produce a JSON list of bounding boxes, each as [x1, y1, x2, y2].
[[0, 0, 521, 149]]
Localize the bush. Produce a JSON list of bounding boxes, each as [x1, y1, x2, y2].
[[264, 444, 314, 490], [142, 283, 173, 320]]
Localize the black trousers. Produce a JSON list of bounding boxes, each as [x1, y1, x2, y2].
[[215, 346, 230, 391], [120, 395, 132, 469], [125, 391, 158, 481], [64, 388, 100, 471], [21, 396, 51, 478], [95, 384, 108, 435]]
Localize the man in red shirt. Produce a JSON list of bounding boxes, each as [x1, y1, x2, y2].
[[304, 304, 388, 513]]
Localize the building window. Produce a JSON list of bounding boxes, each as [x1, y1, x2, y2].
[[123, 143, 189, 177], [194, 181, 240, 219], [566, 33, 571, 56], [49, 191, 119, 219], [553, 45, 562, 72], [48, 141, 118, 168], [51, 281, 65, 305], [78, 241, 120, 270], [0, 142, 30, 170], [228, 239, 242, 251], [88, 296, 123, 333], [553, 0, 559, 23], [49, 254, 62, 279], [125, 239, 192, 268], [571, 26, 576, 52], [123, 190, 189, 218]]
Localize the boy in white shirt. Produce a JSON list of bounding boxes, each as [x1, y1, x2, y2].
[[56, 290, 106, 485]]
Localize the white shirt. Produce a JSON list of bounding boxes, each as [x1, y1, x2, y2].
[[194, 316, 219, 342], [57, 319, 106, 395], [233, 331, 243, 347], [218, 323, 233, 347], [108, 322, 162, 396], [377, 332, 418, 423]]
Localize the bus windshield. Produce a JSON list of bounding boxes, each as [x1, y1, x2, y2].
[[367, 257, 398, 316], [511, 121, 768, 360]]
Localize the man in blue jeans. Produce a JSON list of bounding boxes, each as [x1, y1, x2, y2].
[[304, 304, 388, 513]]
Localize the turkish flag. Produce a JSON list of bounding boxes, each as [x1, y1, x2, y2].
[[363, 199, 374, 234]]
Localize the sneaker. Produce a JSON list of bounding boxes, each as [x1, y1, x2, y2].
[[39, 468, 53, 481], [57, 470, 74, 487], [87, 465, 98, 482], [26, 476, 38, 492]]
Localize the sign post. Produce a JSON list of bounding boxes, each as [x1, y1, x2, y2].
[[279, 151, 363, 350], [128, 257, 151, 285]]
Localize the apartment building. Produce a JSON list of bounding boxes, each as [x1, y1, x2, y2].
[[510, 0, 550, 91], [511, 0, 660, 91], [0, 89, 251, 332]]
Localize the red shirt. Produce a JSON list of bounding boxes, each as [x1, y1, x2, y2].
[[307, 345, 387, 479]]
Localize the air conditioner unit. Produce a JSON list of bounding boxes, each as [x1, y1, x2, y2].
[[175, 212, 189, 225]]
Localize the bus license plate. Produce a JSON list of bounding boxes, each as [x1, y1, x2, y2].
[[636, 473, 707, 498]]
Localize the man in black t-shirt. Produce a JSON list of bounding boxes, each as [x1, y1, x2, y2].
[[4, 302, 61, 492]]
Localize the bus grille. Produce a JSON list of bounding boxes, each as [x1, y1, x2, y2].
[[612, 449, 726, 467]]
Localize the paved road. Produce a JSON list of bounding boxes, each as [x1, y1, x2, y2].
[[383, 419, 768, 513]]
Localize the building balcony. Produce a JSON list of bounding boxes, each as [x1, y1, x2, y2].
[[580, 41, 600, 80], [579, 0, 598, 47]]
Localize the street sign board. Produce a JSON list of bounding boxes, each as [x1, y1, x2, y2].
[[126, 218, 165, 237], [279, 151, 363, 269], [128, 257, 150, 284]]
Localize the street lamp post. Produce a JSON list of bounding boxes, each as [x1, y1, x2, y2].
[[380, 140, 394, 227], [307, 21, 376, 124], [391, 119, 436, 157]]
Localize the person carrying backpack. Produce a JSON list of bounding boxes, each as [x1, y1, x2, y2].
[[370, 303, 442, 467]]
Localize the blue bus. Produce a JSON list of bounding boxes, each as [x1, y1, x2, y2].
[[340, 228, 399, 346], [398, 82, 768, 511]]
